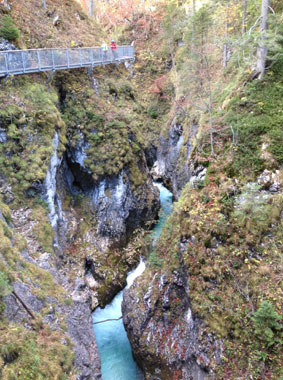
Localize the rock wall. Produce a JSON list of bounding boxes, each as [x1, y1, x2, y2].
[[63, 138, 160, 248], [123, 242, 223, 380], [151, 120, 198, 199]]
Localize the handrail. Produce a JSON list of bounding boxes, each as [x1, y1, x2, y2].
[[0, 45, 135, 78], [0, 45, 133, 53]]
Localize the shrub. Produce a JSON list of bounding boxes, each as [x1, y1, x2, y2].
[[0, 271, 12, 297], [147, 106, 158, 119], [0, 15, 20, 41], [148, 251, 162, 268], [252, 301, 281, 348]]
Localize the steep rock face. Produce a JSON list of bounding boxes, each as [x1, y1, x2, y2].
[[123, 244, 223, 380], [152, 121, 198, 199], [4, 283, 102, 380], [1, 206, 102, 380], [63, 137, 160, 248]]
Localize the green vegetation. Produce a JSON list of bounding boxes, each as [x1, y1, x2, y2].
[[0, 322, 75, 380], [225, 58, 283, 176], [0, 15, 20, 40], [0, 271, 12, 299], [149, 162, 282, 378], [31, 207, 54, 254], [252, 301, 281, 349], [0, 82, 65, 201], [0, 198, 75, 379], [0, 0, 281, 378], [61, 72, 148, 188], [148, 250, 162, 268]]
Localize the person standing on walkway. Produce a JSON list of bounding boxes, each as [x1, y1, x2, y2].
[[101, 41, 108, 61], [110, 40, 117, 61]]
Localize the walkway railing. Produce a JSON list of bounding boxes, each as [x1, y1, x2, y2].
[[0, 46, 134, 77]]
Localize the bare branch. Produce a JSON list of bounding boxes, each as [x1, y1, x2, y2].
[[93, 316, 123, 325]]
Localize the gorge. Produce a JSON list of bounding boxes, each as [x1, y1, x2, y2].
[[92, 182, 172, 380], [0, 1, 282, 380]]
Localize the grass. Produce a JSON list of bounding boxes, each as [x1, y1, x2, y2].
[[224, 58, 283, 177]]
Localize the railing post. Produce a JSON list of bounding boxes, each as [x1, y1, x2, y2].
[[66, 50, 70, 68], [37, 50, 41, 71], [21, 51, 25, 73], [79, 48, 82, 67], [90, 48, 94, 67], [4, 53, 9, 75], [51, 49, 55, 70]]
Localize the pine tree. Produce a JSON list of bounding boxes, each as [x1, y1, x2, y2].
[[0, 15, 20, 41], [252, 301, 281, 348]]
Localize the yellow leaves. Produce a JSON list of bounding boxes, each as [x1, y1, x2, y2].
[[251, 258, 261, 265]]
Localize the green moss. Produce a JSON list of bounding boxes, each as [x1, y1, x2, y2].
[[31, 207, 54, 254], [0, 322, 75, 380], [225, 58, 283, 176], [0, 81, 66, 202]]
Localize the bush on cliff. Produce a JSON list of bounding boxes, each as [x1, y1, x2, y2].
[[252, 301, 281, 349], [0, 15, 20, 40]]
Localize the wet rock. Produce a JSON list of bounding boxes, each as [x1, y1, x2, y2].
[[64, 142, 160, 247], [43, 131, 63, 229], [188, 164, 207, 189], [4, 282, 44, 323], [257, 169, 281, 192], [0, 128, 7, 142], [0, 38, 14, 50], [145, 144, 157, 169], [0, 176, 15, 203], [123, 252, 222, 380], [153, 121, 198, 199], [85, 273, 99, 290], [66, 300, 102, 380], [0, 0, 12, 11], [52, 14, 60, 26]]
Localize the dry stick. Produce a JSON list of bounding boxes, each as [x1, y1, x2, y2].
[[12, 290, 36, 320], [93, 316, 122, 325]]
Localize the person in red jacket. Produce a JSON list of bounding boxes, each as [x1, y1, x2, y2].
[[110, 39, 117, 61]]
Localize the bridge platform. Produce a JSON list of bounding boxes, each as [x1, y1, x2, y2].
[[0, 46, 134, 77]]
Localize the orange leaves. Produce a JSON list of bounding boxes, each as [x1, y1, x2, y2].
[[150, 74, 167, 95]]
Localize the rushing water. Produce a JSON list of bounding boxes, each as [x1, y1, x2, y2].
[[92, 182, 173, 380]]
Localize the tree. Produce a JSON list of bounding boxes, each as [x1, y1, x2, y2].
[[184, 6, 215, 155], [242, 0, 247, 34], [0, 15, 20, 40], [89, 0, 94, 18], [252, 301, 281, 348], [256, 0, 270, 79], [223, 0, 231, 68]]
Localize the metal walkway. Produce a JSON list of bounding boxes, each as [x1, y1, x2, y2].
[[0, 46, 134, 78]]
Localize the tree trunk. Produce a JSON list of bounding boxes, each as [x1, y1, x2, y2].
[[242, 0, 247, 34], [42, 0, 46, 9], [256, 0, 269, 80], [12, 290, 36, 320], [208, 90, 214, 156], [89, 0, 94, 18], [223, 0, 231, 68]]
